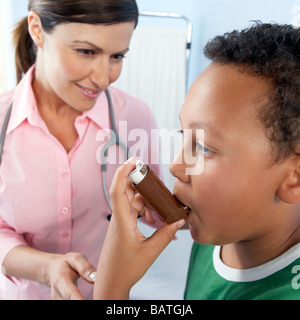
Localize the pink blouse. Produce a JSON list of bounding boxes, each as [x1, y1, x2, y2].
[[0, 66, 161, 300]]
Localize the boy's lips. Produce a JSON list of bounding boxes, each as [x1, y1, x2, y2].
[[174, 194, 191, 215], [185, 207, 192, 218]]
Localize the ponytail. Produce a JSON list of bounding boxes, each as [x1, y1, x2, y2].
[[13, 17, 37, 84]]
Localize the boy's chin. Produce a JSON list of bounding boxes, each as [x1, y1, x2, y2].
[[189, 224, 226, 246]]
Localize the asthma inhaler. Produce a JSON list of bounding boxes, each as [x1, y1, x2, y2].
[[129, 160, 189, 224]]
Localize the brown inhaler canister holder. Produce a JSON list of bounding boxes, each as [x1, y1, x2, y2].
[[129, 162, 189, 224]]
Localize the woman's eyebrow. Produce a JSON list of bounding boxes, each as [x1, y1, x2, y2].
[[72, 40, 129, 55], [73, 40, 101, 50]]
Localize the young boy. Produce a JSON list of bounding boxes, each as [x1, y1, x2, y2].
[[94, 22, 300, 300]]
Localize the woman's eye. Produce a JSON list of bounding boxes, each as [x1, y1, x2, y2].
[[111, 53, 126, 61], [77, 49, 95, 56]]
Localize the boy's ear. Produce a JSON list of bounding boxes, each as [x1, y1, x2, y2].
[[277, 157, 300, 204], [28, 11, 44, 49]]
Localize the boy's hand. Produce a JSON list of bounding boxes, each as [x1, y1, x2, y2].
[[93, 158, 186, 300]]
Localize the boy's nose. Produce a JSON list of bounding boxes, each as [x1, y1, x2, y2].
[[169, 146, 190, 183]]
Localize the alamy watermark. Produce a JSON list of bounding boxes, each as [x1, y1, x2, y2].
[[96, 121, 205, 175], [291, 265, 300, 290]]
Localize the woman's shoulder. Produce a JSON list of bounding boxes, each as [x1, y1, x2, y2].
[[109, 86, 149, 110], [107, 87, 158, 130]]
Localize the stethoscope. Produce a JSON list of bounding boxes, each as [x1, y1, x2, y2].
[[0, 89, 129, 221]]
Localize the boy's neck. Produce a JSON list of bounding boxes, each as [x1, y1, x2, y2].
[[221, 208, 300, 269]]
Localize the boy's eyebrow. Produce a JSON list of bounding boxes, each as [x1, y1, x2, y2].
[[179, 116, 222, 139], [191, 121, 222, 139], [72, 40, 129, 55]]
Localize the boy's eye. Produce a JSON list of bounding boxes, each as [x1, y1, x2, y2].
[[178, 129, 184, 139], [196, 142, 212, 155], [178, 129, 212, 156]]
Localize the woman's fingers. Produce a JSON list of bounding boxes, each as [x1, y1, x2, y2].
[[65, 252, 97, 284], [46, 252, 96, 300], [52, 275, 85, 300]]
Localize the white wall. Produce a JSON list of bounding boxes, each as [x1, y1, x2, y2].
[[137, 0, 299, 89], [0, 0, 15, 91]]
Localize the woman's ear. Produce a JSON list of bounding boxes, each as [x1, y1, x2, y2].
[[277, 157, 300, 204], [28, 11, 44, 48]]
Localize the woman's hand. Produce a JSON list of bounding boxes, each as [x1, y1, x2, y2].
[[93, 158, 186, 300], [45, 252, 97, 300], [3, 246, 96, 300]]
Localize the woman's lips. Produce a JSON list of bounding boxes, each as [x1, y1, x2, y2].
[[76, 84, 101, 99]]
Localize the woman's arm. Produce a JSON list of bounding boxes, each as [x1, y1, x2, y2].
[[3, 245, 96, 300], [93, 158, 186, 300]]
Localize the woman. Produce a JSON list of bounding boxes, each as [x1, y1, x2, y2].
[[0, 0, 161, 300]]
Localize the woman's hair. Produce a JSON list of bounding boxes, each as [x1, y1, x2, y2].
[[13, 0, 139, 83], [204, 22, 300, 162]]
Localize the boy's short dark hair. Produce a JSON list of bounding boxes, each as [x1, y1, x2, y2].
[[204, 22, 300, 162]]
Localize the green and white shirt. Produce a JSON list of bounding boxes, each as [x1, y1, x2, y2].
[[184, 242, 300, 300]]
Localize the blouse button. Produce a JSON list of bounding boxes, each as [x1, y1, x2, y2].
[[62, 207, 69, 215], [60, 231, 69, 238], [61, 171, 69, 179]]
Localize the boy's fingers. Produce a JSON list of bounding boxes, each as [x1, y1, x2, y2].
[[109, 157, 137, 218], [145, 219, 186, 259]]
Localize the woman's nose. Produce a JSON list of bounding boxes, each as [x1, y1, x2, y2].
[[90, 58, 110, 89]]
